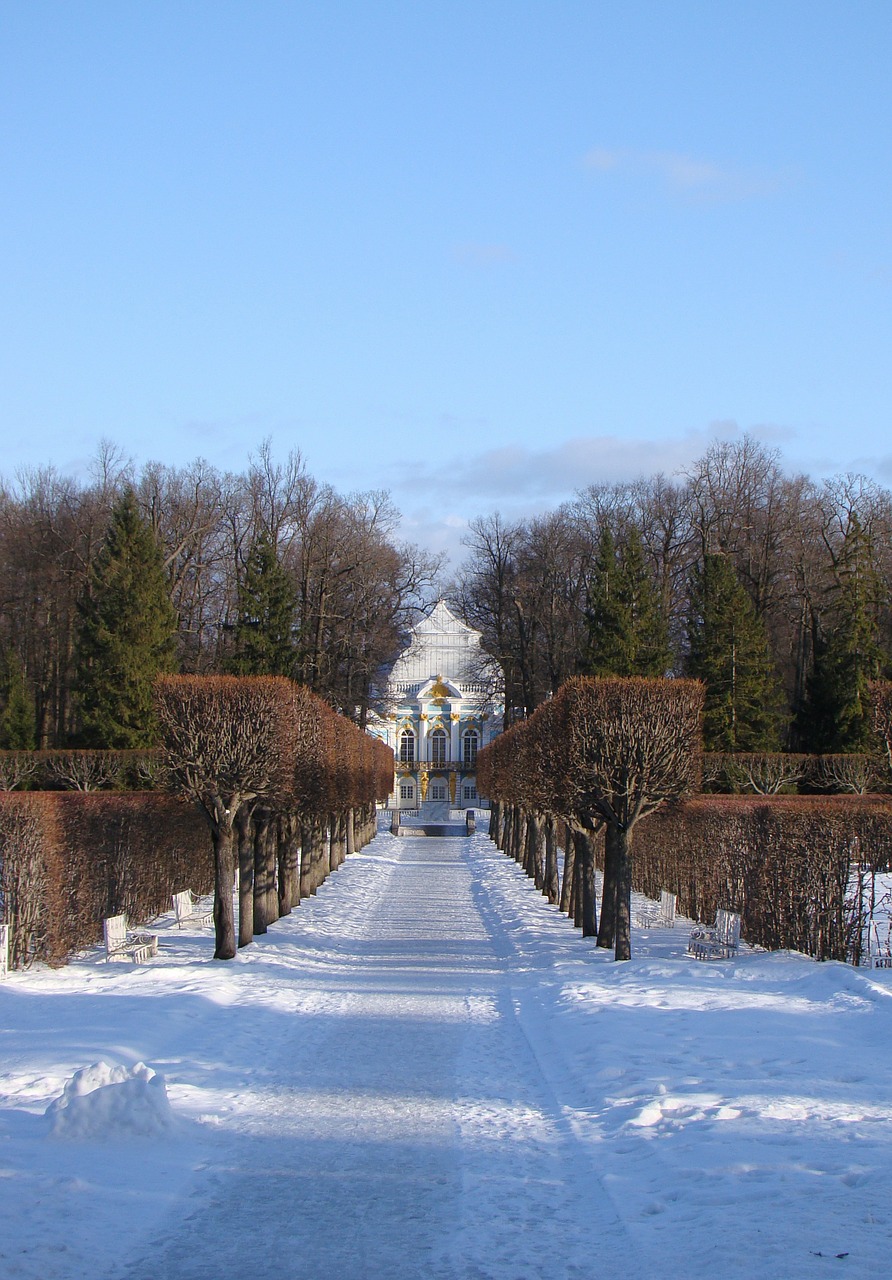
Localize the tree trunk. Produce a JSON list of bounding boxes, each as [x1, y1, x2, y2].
[[253, 807, 275, 934], [614, 824, 634, 961], [560, 826, 576, 915], [211, 819, 237, 960], [300, 818, 323, 896], [544, 816, 559, 904], [346, 808, 356, 856], [575, 828, 598, 938], [597, 824, 620, 950], [236, 805, 255, 948], [490, 800, 501, 845], [278, 813, 299, 915], [523, 811, 543, 885], [512, 807, 523, 862], [573, 844, 583, 928], [521, 811, 532, 876]]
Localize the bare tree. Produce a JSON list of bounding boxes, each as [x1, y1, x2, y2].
[[154, 675, 296, 958], [559, 677, 703, 959]]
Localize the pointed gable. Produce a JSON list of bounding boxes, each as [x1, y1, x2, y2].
[[387, 600, 484, 689]]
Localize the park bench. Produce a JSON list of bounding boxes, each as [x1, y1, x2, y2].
[[869, 921, 892, 969], [636, 889, 676, 930], [0, 923, 8, 980], [103, 913, 158, 964], [172, 890, 213, 929], [688, 908, 741, 961]]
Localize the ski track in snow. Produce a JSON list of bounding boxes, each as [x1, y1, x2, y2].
[[1, 822, 891, 1278]]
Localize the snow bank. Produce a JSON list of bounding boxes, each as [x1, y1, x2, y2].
[[46, 1061, 175, 1139]]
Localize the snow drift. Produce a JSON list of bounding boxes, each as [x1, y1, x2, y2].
[[46, 1061, 175, 1139]]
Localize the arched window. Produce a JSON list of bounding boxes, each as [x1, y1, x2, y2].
[[399, 729, 415, 763], [463, 730, 479, 767], [429, 728, 448, 766]]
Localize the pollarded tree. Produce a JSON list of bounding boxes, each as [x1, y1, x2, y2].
[[154, 675, 296, 959], [686, 552, 782, 751], [227, 530, 297, 677], [76, 489, 178, 748], [559, 676, 703, 960]]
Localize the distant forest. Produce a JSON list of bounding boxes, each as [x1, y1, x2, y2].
[[1, 435, 890, 754]]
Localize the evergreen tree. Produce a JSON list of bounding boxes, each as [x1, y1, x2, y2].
[[227, 531, 296, 677], [686, 552, 783, 751], [797, 515, 887, 753], [0, 649, 36, 749], [583, 526, 670, 677], [620, 527, 671, 677], [75, 488, 178, 748]]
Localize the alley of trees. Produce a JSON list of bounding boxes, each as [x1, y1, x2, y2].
[[1, 435, 891, 755]]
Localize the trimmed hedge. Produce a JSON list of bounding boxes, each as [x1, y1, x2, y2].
[[701, 752, 890, 795], [630, 794, 892, 961], [0, 749, 165, 792], [0, 791, 212, 970]]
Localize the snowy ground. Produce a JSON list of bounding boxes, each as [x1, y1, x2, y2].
[[2, 823, 891, 1279]]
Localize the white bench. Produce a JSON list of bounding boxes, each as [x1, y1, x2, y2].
[[688, 908, 741, 961], [636, 889, 677, 930], [869, 921, 892, 969], [0, 923, 8, 980], [172, 890, 213, 929], [103, 914, 158, 964]]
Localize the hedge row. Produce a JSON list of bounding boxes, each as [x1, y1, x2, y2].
[[701, 752, 890, 795], [0, 749, 164, 792], [630, 794, 892, 961], [154, 676, 394, 958], [0, 791, 212, 970], [478, 676, 703, 959]]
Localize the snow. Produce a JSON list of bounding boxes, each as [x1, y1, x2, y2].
[[46, 1062, 174, 1140], [1, 820, 891, 1278]]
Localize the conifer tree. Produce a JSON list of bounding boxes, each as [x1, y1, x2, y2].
[[75, 488, 177, 748], [686, 552, 782, 751], [797, 515, 887, 753], [583, 528, 631, 676], [584, 526, 670, 677], [227, 531, 296, 677], [0, 649, 36, 749]]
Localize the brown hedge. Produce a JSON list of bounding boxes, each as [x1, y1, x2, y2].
[[701, 751, 889, 795], [0, 791, 212, 970], [629, 794, 892, 961]]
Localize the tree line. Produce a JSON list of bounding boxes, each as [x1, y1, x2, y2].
[[2, 433, 891, 755], [455, 436, 892, 753], [0, 442, 440, 748]]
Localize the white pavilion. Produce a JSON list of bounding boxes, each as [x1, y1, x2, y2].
[[369, 600, 504, 815]]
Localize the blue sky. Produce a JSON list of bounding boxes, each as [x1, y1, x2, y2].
[[1, 1, 890, 561]]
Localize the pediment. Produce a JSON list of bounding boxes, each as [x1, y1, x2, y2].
[[419, 674, 463, 702]]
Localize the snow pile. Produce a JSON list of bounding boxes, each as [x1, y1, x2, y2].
[[46, 1061, 175, 1139]]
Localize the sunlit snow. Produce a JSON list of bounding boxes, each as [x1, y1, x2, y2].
[[1, 820, 890, 1278]]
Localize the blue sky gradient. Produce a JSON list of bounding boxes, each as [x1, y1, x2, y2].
[[1, 2, 890, 558]]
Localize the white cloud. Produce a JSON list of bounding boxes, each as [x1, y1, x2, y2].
[[582, 147, 792, 203], [392, 428, 718, 509]]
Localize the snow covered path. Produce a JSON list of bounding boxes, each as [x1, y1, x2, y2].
[[3, 825, 892, 1278], [118, 833, 637, 1280]]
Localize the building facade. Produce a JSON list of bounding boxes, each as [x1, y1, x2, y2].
[[370, 600, 504, 812]]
